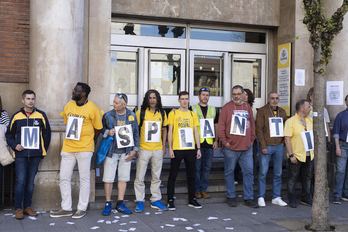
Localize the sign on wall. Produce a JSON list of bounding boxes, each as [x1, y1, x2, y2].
[[278, 43, 291, 116]]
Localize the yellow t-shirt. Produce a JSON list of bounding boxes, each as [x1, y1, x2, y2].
[[168, 110, 199, 150], [284, 113, 314, 162], [136, 108, 168, 151], [62, 100, 103, 153]]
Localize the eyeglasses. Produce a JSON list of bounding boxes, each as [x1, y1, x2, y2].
[[116, 93, 128, 103], [200, 87, 210, 92]]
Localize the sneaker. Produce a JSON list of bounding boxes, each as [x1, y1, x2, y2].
[[341, 196, 348, 201], [227, 198, 236, 207], [116, 203, 132, 214], [50, 209, 73, 218], [23, 207, 38, 216], [300, 199, 312, 207], [135, 201, 144, 213], [289, 200, 297, 208], [258, 197, 266, 207], [195, 191, 202, 199], [102, 202, 112, 216], [333, 197, 342, 205], [15, 209, 24, 220], [188, 199, 202, 209], [272, 197, 288, 207], [72, 209, 86, 219], [244, 199, 259, 208], [151, 200, 168, 211], [167, 200, 176, 211], [234, 181, 238, 185], [201, 191, 210, 199]]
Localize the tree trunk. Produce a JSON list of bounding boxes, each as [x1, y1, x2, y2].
[[307, 42, 331, 231]]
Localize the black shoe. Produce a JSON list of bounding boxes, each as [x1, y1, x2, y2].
[[167, 200, 176, 211], [289, 200, 297, 208], [188, 199, 202, 209], [227, 198, 236, 207], [244, 199, 259, 208], [300, 199, 312, 207], [333, 197, 341, 205]]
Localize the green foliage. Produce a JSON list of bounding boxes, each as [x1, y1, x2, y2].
[[302, 0, 348, 74], [293, 35, 300, 40]]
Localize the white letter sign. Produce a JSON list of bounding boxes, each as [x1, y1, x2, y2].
[[230, 115, 246, 136], [269, 117, 284, 137], [179, 128, 194, 149], [145, 121, 161, 143], [21, 126, 39, 149], [115, 124, 134, 148], [199, 119, 215, 139], [65, 117, 83, 140], [301, 130, 314, 152]]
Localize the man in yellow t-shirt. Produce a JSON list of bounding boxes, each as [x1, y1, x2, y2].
[[50, 82, 102, 219], [284, 99, 313, 208], [167, 91, 201, 211], [134, 90, 168, 213]]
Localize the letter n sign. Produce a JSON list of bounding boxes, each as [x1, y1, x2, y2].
[[230, 115, 246, 136], [21, 126, 39, 149], [301, 130, 314, 152], [269, 117, 284, 137], [65, 117, 83, 140]]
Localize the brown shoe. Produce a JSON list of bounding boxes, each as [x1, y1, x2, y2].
[[15, 209, 24, 220], [195, 191, 202, 199], [201, 191, 211, 199], [23, 207, 37, 216]]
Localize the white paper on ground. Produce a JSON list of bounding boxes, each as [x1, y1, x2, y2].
[[226, 227, 234, 230], [223, 218, 232, 221], [129, 228, 137, 231], [115, 216, 120, 219], [97, 220, 104, 223], [4, 213, 13, 216], [193, 224, 201, 226], [120, 223, 127, 225], [252, 212, 257, 215], [207, 217, 218, 220], [112, 220, 119, 223], [122, 215, 129, 218], [119, 230, 127, 232], [36, 211, 46, 214], [106, 221, 111, 224], [155, 212, 162, 214], [160, 226, 164, 228], [130, 221, 137, 223], [66, 222, 75, 224], [165, 224, 175, 227], [28, 216, 37, 220], [90, 226, 100, 230], [173, 218, 187, 221], [185, 227, 193, 230], [49, 223, 55, 226], [198, 230, 205, 232], [123, 200, 129, 202], [12, 215, 15, 217], [145, 212, 150, 215]]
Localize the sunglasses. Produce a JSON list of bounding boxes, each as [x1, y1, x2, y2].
[[116, 93, 128, 103], [200, 87, 210, 92]]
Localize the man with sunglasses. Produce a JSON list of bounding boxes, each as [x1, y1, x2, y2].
[[190, 87, 219, 199], [101, 93, 139, 215], [50, 82, 103, 219], [284, 99, 313, 208]]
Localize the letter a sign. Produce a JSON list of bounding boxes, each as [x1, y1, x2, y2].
[[301, 130, 314, 152], [21, 126, 39, 149], [199, 119, 215, 139], [145, 121, 160, 143], [66, 117, 83, 140], [115, 124, 134, 148], [269, 117, 284, 137], [230, 115, 246, 136], [179, 128, 194, 149]]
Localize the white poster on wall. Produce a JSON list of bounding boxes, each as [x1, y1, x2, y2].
[[327, 81, 343, 105], [295, 69, 305, 86]]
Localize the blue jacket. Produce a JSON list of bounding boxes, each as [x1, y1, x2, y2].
[[6, 108, 51, 158], [101, 108, 139, 157], [333, 109, 348, 141]]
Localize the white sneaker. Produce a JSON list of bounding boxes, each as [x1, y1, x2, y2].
[[272, 197, 288, 207], [258, 197, 266, 207]]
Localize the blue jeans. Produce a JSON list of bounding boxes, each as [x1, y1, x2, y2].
[[257, 144, 284, 199], [14, 156, 41, 210], [334, 140, 348, 198], [195, 148, 213, 192], [223, 146, 254, 199]]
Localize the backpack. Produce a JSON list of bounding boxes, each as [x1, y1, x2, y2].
[[139, 108, 166, 129]]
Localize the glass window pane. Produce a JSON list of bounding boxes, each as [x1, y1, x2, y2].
[[110, 51, 138, 94], [150, 53, 181, 95], [232, 58, 262, 98], [111, 22, 186, 38], [193, 55, 223, 96]]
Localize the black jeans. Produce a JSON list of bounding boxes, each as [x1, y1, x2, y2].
[[167, 150, 196, 201], [287, 156, 312, 201]]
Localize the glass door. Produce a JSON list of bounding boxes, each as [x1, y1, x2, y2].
[[231, 54, 266, 109]]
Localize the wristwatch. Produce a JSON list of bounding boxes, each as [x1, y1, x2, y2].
[[289, 154, 294, 158]]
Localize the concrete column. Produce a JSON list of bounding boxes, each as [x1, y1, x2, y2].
[[29, 0, 84, 119]]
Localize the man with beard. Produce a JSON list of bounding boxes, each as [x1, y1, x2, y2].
[[50, 82, 103, 219], [218, 85, 257, 208]]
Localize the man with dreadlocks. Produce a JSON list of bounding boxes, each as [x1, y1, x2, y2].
[[134, 89, 168, 212]]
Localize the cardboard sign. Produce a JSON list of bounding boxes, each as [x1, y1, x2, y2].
[[230, 115, 246, 136], [21, 126, 39, 149], [65, 116, 83, 140], [115, 124, 134, 148], [144, 121, 161, 143], [199, 118, 215, 139], [179, 128, 194, 149], [301, 130, 314, 152], [269, 117, 284, 137]]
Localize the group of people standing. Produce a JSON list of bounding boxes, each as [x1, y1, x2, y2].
[[2, 82, 348, 220]]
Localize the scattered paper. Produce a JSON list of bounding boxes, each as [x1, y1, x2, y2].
[[120, 223, 127, 225], [106, 221, 111, 224], [129, 229, 136, 231], [223, 218, 232, 221], [145, 212, 150, 215], [155, 212, 162, 214], [49, 223, 55, 226], [160, 226, 164, 228], [28, 216, 37, 220], [112, 210, 116, 213], [12, 215, 15, 217], [130, 221, 137, 223], [252, 212, 257, 215], [173, 218, 187, 221], [66, 222, 75, 225], [4, 213, 13, 216], [226, 227, 234, 230], [112, 220, 119, 223], [97, 220, 104, 223], [238, 195, 242, 198], [198, 230, 205, 232], [207, 217, 218, 220], [4, 209, 12, 211], [193, 224, 201, 226], [119, 230, 127, 232], [121, 215, 129, 218], [165, 224, 175, 227], [90, 226, 100, 230], [185, 227, 193, 230], [36, 211, 46, 214], [115, 216, 120, 219]]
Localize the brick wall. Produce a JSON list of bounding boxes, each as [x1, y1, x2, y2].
[[0, 0, 30, 83]]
